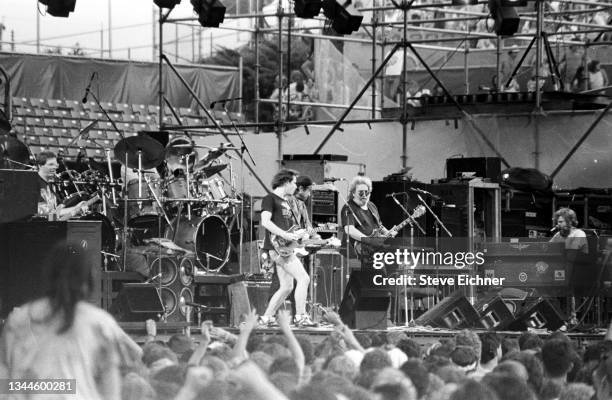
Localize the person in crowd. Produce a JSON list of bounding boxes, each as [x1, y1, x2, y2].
[[0, 241, 142, 399], [587, 60, 609, 92]]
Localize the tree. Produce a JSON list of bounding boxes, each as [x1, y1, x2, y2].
[[200, 32, 312, 126]]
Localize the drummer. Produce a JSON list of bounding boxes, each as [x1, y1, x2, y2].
[[37, 151, 89, 220]]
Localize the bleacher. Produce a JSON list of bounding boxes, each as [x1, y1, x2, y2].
[[2, 97, 243, 160]]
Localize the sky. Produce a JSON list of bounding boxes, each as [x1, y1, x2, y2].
[[0, 0, 254, 62]]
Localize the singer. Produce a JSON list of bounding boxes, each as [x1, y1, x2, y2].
[[340, 175, 394, 256], [549, 207, 587, 254]]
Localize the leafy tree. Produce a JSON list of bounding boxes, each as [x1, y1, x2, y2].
[[201, 30, 312, 125]]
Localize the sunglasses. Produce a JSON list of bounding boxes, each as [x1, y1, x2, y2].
[[357, 190, 370, 196]]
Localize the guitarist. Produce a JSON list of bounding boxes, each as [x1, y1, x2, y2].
[[260, 169, 315, 327], [341, 175, 395, 257], [37, 151, 89, 220], [269, 175, 321, 319]]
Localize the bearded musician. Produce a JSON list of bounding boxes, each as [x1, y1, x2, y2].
[[340, 175, 396, 258]]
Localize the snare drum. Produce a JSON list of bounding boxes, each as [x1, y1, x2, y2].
[[165, 215, 230, 272]]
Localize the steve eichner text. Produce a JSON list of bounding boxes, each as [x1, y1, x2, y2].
[[371, 249, 486, 270], [372, 274, 505, 287]]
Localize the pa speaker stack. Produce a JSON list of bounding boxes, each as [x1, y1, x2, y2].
[[148, 255, 196, 322], [415, 291, 480, 329]]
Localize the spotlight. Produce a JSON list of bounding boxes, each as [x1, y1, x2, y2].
[[191, 0, 226, 28], [452, 0, 478, 5], [38, 0, 76, 17], [488, 0, 520, 36], [322, 0, 363, 35], [154, 0, 182, 7], [501, 0, 527, 5], [295, 0, 322, 18]]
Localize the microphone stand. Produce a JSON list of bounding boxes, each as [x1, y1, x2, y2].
[[222, 101, 254, 274], [390, 193, 425, 325], [416, 193, 452, 302]]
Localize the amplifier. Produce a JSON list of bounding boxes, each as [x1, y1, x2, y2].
[[0, 169, 39, 223], [312, 190, 338, 216], [446, 157, 502, 182]]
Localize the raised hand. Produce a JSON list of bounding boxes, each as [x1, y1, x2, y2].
[[200, 320, 212, 342], [323, 310, 343, 327], [241, 308, 259, 332], [277, 309, 292, 331]]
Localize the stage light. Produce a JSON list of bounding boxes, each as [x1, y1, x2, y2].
[[154, 0, 182, 8], [322, 0, 363, 35], [501, 0, 527, 6], [295, 0, 322, 18], [488, 0, 520, 36], [38, 0, 76, 17], [191, 0, 226, 28], [452, 0, 478, 5]]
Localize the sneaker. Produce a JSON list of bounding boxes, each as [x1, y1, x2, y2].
[[258, 315, 277, 327], [294, 314, 317, 327]]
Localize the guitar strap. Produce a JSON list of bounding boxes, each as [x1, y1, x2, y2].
[[286, 196, 302, 227]]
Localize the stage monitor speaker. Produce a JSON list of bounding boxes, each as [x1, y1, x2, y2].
[[110, 283, 165, 322], [339, 271, 390, 329], [414, 291, 480, 329], [245, 280, 271, 315], [474, 292, 515, 330], [446, 157, 502, 182], [508, 297, 565, 331]]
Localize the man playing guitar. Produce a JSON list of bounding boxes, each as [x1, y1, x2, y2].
[[341, 175, 396, 256], [260, 169, 315, 327]]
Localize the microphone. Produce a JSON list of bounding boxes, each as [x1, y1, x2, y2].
[[550, 226, 559, 233], [408, 187, 441, 199], [210, 97, 243, 108], [385, 192, 407, 198], [323, 177, 346, 182], [81, 72, 97, 104], [145, 273, 162, 284], [183, 301, 208, 309]]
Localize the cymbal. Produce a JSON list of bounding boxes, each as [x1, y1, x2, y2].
[[114, 135, 165, 169], [196, 163, 227, 177], [194, 143, 236, 169]]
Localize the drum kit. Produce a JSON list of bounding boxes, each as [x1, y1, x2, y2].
[[40, 133, 241, 273]]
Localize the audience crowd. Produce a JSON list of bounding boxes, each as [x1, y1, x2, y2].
[[2, 244, 612, 399]]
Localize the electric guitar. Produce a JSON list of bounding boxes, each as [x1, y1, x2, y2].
[[271, 223, 341, 257], [353, 205, 426, 257]]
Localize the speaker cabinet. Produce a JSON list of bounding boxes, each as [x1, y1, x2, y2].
[[446, 157, 502, 182], [415, 291, 480, 329], [1, 221, 101, 318], [474, 292, 515, 330], [339, 271, 390, 329], [149, 255, 195, 322], [245, 280, 271, 315], [110, 283, 165, 322], [314, 250, 343, 309], [508, 297, 565, 331]]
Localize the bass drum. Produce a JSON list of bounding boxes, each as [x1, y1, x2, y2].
[[166, 215, 230, 272], [78, 212, 116, 252]]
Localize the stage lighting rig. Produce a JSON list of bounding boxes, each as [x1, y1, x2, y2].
[[322, 0, 363, 35], [38, 0, 76, 17], [154, 0, 182, 8], [488, 0, 520, 36], [295, 0, 322, 18], [452, 0, 478, 5], [191, 0, 226, 27]]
